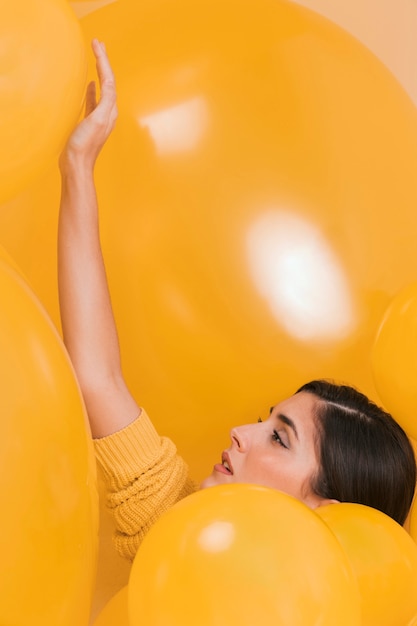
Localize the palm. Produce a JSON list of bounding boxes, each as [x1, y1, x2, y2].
[[60, 40, 117, 168]]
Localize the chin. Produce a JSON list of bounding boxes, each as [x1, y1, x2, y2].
[[200, 473, 232, 489], [200, 475, 215, 489]]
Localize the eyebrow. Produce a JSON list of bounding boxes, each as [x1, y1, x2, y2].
[[270, 407, 299, 440]]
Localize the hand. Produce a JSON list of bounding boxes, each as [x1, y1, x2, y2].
[[60, 39, 118, 173]]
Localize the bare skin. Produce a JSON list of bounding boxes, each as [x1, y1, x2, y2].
[[59, 39, 140, 438], [202, 391, 335, 508]]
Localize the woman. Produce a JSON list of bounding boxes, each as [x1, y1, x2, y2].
[[58, 40, 416, 561]]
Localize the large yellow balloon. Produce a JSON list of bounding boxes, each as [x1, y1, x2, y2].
[[371, 283, 417, 440], [0, 0, 87, 203], [0, 257, 98, 625], [80, 0, 417, 477], [129, 485, 361, 626], [317, 503, 417, 626], [3, 0, 417, 483]]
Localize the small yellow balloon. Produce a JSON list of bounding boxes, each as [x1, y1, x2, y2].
[[0, 258, 98, 625], [317, 503, 417, 626], [0, 0, 87, 203], [129, 485, 361, 626], [371, 282, 417, 440], [93, 586, 129, 626]]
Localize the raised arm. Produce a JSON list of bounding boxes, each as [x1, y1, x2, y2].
[[58, 39, 140, 437]]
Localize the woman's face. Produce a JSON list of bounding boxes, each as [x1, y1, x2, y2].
[[201, 391, 326, 508]]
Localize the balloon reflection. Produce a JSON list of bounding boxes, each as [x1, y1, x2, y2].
[[197, 521, 235, 552], [246, 210, 356, 341], [139, 96, 209, 155]]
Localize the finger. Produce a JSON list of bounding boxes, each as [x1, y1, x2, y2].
[[84, 81, 97, 117], [91, 39, 116, 94], [89, 40, 117, 126]]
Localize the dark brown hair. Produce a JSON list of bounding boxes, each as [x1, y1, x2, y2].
[[296, 380, 416, 525]]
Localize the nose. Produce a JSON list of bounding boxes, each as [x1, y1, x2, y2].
[[230, 423, 252, 452]]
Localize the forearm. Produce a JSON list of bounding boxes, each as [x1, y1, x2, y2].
[[58, 161, 140, 437], [57, 39, 140, 437], [58, 162, 115, 378]]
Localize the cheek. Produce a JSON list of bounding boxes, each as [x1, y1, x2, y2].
[[248, 453, 294, 487], [260, 455, 315, 497]]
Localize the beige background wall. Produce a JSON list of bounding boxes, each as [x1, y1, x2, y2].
[[293, 0, 417, 105]]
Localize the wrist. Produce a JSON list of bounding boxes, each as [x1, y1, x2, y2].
[[59, 149, 96, 179]]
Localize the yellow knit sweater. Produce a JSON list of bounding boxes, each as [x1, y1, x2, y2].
[[94, 410, 199, 561]]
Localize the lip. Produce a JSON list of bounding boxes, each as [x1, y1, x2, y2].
[[212, 451, 234, 477]]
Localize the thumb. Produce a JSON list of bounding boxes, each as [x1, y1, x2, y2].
[[84, 81, 97, 117]]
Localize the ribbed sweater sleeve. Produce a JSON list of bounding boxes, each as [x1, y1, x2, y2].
[[94, 409, 199, 561]]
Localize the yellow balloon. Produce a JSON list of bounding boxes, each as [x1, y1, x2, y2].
[[3, 0, 417, 483], [0, 166, 62, 326], [93, 586, 129, 626], [0, 258, 98, 625], [317, 503, 417, 626], [0, 0, 87, 203], [80, 0, 417, 477], [129, 485, 361, 626], [371, 283, 417, 440]]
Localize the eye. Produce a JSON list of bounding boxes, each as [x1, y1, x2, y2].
[[257, 417, 263, 423], [272, 429, 288, 449]]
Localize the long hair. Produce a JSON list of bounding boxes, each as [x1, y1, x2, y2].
[[296, 380, 416, 525]]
